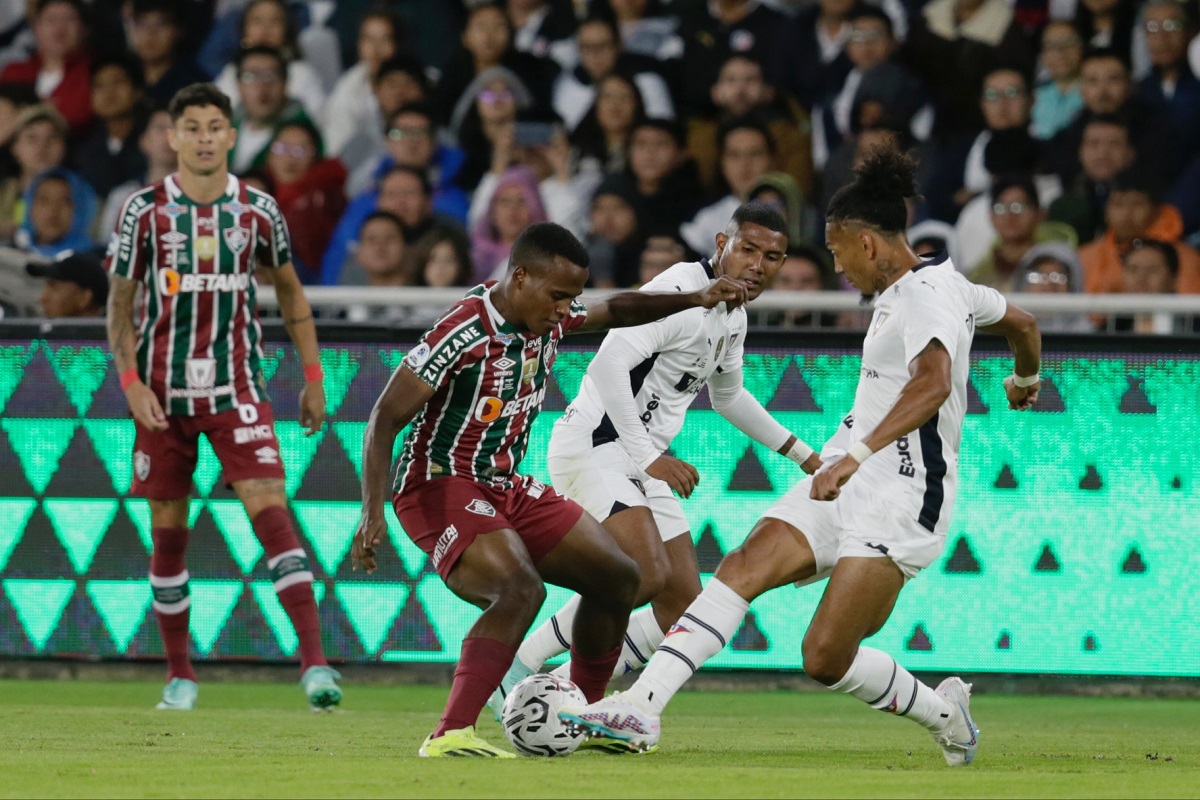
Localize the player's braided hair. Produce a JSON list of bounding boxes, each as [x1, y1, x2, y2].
[[826, 146, 920, 235]]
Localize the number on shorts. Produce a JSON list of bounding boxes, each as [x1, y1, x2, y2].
[[237, 404, 259, 424]]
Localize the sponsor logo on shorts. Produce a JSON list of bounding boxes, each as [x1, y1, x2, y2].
[[464, 499, 496, 517], [254, 446, 279, 465], [134, 450, 150, 481], [432, 524, 459, 568], [405, 343, 431, 369], [896, 435, 915, 478], [628, 478, 646, 495], [526, 479, 546, 499], [234, 424, 274, 444]]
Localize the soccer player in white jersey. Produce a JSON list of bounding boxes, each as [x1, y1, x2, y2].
[[486, 205, 822, 737], [560, 148, 1043, 765]]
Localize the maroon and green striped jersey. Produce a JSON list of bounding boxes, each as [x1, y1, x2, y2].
[[395, 283, 588, 493], [104, 173, 291, 416]]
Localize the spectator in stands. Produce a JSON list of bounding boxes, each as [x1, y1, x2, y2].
[[552, 14, 673, 131], [127, 0, 208, 106], [637, 234, 685, 286], [1013, 243, 1095, 333], [1136, 0, 1200, 164], [908, 218, 963, 268], [1032, 20, 1085, 140], [571, 71, 646, 176], [748, 172, 811, 247], [609, 0, 683, 63], [265, 120, 346, 285], [967, 173, 1077, 291], [214, 0, 326, 120], [322, 10, 402, 159], [403, 223, 474, 288], [1074, 0, 1138, 66], [13, 168, 97, 258], [679, 116, 773, 255], [0, 104, 68, 243], [1169, 154, 1200, 244], [902, 0, 1035, 140], [687, 53, 813, 198], [1046, 47, 1179, 188], [1116, 238, 1183, 333], [773, 0, 854, 113], [433, 2, 556, 127], [73, 54, 147, 199], [334, 55, 431, 176], [98, 105, 175, 237], [583, 172, 641, 288], [0, 84, 38, 147], [0, 0, 92, 134], [676, 0, 784, 117], [1047, 114, 1135, 244], [339, 210, 407, 288], [25, 250, 107, 318], [821, 117, 911, 217], [925, 66, 1035, 223], [347, 103, 468, 221], [813, 6, 925, 174], [1079, 169, 1200, 294], [229, 46, 310, 174], [762, 244, 840, 328], [624, 117, 701, 243], [507, 0, 577, 66], [450, 66, 534, 192], [469, 165, 547, 280]]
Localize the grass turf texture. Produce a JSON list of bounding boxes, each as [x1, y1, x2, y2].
[[2, 680, 1196, 798]]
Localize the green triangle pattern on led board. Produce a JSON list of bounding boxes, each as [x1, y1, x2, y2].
[[193, 436, 222, 496], [123, 499, 205, 552], [292, 501, 360, 574], [82, 419, 136, 494], [333, 422, 367, 481], [0, 499, 37, 570], [45, 345, 110, 416], [319, 349, 359, 417], [2, 418, 77, 494], [188, 580, 244, 655], [208, 500, 263, 574], [259, 347, 285, 385], [44, 498, 119, 574], [335, 583, 409, 655], [0, 344, 34, 415], [4, 578, 75, 650], [86, 580, 151, 650], [276, 427, 324, 498]]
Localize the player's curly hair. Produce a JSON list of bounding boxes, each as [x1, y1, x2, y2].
[[826, 146, 920, 235]]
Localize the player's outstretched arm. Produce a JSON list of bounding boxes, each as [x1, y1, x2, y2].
[[107, 274, 167, 432], [353, 366, 434, 573], [576, 275, 748, 332], [709, 367, 821, 474], [978, 302, 1042, 411], [811, 339, 952, 501], [272, 262, 326, 435]]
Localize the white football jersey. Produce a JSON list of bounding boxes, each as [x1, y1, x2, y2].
[[825, 253, 1007, 532], [555, 259, 746, 466]]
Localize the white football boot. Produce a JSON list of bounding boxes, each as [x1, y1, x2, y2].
[[558, 691, 661, 753], [933, 677, 979, 766]]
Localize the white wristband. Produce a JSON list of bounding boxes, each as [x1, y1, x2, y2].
[[1012, 372, 1040, 388], [846, 441, 873, 464], [784, 438, 815, 466]]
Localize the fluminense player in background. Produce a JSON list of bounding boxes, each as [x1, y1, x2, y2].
[[486, 203, 822, 750], [351, 222, 749, 758], [561, 147, 1042, 765], [105, 83, 341, 712]]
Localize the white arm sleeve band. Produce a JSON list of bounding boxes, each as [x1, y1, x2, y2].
[[708, 367, 793, 452], [590, 334, 662, 470]]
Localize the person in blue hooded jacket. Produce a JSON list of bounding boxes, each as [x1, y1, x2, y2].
[[13, 168, 98, 259]]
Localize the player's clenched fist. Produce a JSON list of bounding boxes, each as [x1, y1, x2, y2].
[[124, 381, 169, 431], [646, 454, 701, 499], [352, 513, 388, 573], [697, 275, 748, 309], [810, 454, 859, 501], [1002, 375, 1040, 411]]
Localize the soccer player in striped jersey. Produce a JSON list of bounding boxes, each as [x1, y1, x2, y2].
[[561, 148, 1043, 765], [352, 222, 749, 757], [105, 83, 340, 712], [485, 204, 823, 749]]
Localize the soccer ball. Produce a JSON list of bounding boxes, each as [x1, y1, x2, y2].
[[500, 673, 588, 757]]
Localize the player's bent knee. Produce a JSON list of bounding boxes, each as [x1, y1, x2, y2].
[[590, 550, 640, 612], [801, 631, 855, 686], [493, 571, 548, 623]]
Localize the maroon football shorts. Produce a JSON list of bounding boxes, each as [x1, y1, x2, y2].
[[130, 401, 286, 500], [393, 474, 586, 581]]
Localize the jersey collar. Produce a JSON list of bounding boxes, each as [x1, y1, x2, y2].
[[481, 284, 524, 337], [700, 257, 716, 279], [164, 173, 239, 205], [912, 250, 949, 272]]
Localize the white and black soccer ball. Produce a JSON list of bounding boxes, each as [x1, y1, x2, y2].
[[500, 673, 588, 757]]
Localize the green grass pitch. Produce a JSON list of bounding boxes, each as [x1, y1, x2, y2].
[[3, 679, 1196, 798]]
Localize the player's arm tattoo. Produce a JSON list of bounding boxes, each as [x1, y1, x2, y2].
[[106, 274, 140, 372]]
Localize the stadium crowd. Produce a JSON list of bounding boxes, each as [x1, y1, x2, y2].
[[0, 0, 1197, 332]]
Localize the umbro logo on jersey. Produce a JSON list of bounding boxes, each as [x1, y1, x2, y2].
[[494, 357, 516, 371], [464, 499, 496, 517], [254, 446, 279, 465], [160, 231, 188, 244]]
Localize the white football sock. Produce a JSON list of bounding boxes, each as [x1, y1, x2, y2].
[[830, 646, 953, 732], [628, 579, 748, 716], [516, 595, 579, 670], [551, 605, 667, 680]]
